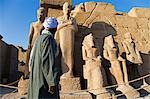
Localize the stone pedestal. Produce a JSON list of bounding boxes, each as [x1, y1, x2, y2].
[[59, 77, 81, 92], [18, 77, 29, 95], [60, 92, 92, 99]]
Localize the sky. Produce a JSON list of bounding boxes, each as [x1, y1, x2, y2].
[[0, 0, 150, 49]]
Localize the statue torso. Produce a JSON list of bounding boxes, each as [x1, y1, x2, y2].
[[31, 22, 43, 46]]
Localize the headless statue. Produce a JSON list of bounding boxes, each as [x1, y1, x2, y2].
[[55, 2, 78, 78], [25, 7, 46, 77], [123, 32, 150, 92], [103, 35, 140, 99], [82, 33, 111, 98]]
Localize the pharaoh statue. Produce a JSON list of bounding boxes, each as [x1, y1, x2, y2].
[[82, 33, 111, 98], [122, 32, 150, 92], [55, 2, 78, 78], [103, 35, 140, 99], [25, 7, 46, 77], [122, 32, 143, 64], [122, 32, 142, 84]]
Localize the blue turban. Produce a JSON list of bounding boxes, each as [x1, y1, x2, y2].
[[43, 17, 58, 29]]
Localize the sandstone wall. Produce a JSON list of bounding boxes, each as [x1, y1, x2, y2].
[[40, 0, 72, 6], [0, 38, 18, 83], [72, 2, 150, 83]]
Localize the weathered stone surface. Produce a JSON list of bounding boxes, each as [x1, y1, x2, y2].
[[0, 38, 18, 83], [59, 77, 81, 92], [84, 2, 97, 12], [18, 77, 29, 95], [40, 0, 72, 6], [94, 2, 115, 13], [128, 8, 150, 18], [48, 8, 63, 17], [2, 92, 93, 99], [60, 92, 92, 99]]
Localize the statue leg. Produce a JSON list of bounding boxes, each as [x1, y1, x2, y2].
[[60, 43, 74, 78], [111, 61, 124, 85]]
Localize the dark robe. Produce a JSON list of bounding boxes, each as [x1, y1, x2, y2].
[[28, 30, 60, 99]]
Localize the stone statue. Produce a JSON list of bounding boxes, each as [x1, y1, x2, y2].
[[82, 33, 111, 98], [55, 2, 78, 78], [103, 35, 140, 99], [123, 32, 150, 92], [122, 32, 143, 64], [25, 7, 46, 77]]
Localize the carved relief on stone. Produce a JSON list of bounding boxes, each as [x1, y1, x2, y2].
[[55, 2, 78, 78], [82, 33, 110, 97]]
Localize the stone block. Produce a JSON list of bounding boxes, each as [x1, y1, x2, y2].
[[60, 92, 92, 99], [60, 77, 81, 92], [74, 12, 91, 25], [115, 15, 137, 28], [128, 8, 150, 18], [94, 2, 116, 13], [48, 8, 63, 18], [18, 77, 29, 95], [135, 18, 148, 29], [40, 0, 72, 6], [84, 2, 97, 12]]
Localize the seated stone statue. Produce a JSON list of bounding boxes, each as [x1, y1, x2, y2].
[[55, 2, 78, 78], [82, 33, 111, 98], [103, 35, 140, 99]]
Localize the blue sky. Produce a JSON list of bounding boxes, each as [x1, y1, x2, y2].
[[0, 0, 150, 49]]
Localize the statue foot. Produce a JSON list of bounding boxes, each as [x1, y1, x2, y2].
[[141, 84, 150, 93], [61, 72, 74, 78], [116, 84, 140, 99], [96, 88, 112, 99]]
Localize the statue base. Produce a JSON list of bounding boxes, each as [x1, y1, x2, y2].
[[59, 77, 81, 92]]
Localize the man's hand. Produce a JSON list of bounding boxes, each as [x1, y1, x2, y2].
[[48, 86, 56, 94]]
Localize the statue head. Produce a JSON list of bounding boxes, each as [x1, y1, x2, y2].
[[37, 7, 46, 22], [83, 33, 94, 48], [104, 35, 115, 49], [63, 2, 71, 16]]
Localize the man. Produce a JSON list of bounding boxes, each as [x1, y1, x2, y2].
[[25, 7, 46, 78], [28, 17, 60, 99]]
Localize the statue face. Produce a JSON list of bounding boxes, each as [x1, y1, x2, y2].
[[106, 35, 115, 48], [37, 8, 45, 22], [86, 34, 94, 47], [88, 38, 94, 47]]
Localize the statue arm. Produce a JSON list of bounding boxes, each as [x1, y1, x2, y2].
[[122, 42, 130, 54], [82, 46, 89, 61], [103, 49, 110, 61], [135, 49, 143, 64], [118, 56, 125, 62], [57, 20, 72, 31], [28, 23, 34, 47]]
